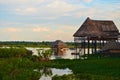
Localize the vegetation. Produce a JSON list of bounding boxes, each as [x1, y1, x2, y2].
[[31, 48, 53, 62], [0, 47, 119, 80], [0, 58, 41, 80], [0, 41, 76, 48], [0, 41, 52, 48], [37, 49, 53, 61], [0, 47, 32, 58], [52, 73, 118, 80]]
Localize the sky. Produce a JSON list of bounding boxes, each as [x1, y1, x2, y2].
[[0, 0, 120, 42]]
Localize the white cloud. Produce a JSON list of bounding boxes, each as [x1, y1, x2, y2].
[[42, 24, 76, 41], [0, 0, 47, 4], [76, 0, 93, 3], [45, 30, 73, 41], [15, 7, 37, 15], [32, 27, 50, 32], [5, 28, 21, 32], [12, 0, 84, 19], [83, 0, 93, 3], [0, 0, 120, 41]]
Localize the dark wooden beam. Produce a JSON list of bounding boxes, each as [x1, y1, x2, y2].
[[92, 40, 94, 54], [88, 39, 90, 55], [94, 40, 97, 53], [83, 39, 86, 56]]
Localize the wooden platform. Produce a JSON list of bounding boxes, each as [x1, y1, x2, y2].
[[71, 53, 79, 55]]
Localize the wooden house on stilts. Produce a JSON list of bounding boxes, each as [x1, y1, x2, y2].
[[73, 17, 120, 58], [52, 40, 67, 56]]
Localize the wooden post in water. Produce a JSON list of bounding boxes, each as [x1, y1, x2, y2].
[[88, 39, 90, 55], [94, 40, 97, 53], [75, 42, 77, 59], [102, 40, 104, 47], [83, 38, 86, 56], [92, 40, 94, 54], [100, 40, 102, 49]]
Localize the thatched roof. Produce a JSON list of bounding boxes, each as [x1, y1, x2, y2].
[[73, 17, 119, 40], [52, 40, 67, 48], [102, 41, 120, 51]]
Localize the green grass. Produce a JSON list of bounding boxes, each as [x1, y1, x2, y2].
[[37, 57, 120, 79], [0, 54, 120, 80]]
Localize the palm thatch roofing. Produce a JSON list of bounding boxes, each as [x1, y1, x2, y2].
[[73, 17, 120, 40], [101, 41, 120, 51], [52, 40, 67, 48]]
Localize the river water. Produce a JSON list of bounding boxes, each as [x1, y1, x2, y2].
[[26, 47, 75, 59], [34, 68, 72, 80], [26, 47, 73, 80], [1, 47, 96, 59], [26, 47, 96, 59], [1, 47, 95, 79]]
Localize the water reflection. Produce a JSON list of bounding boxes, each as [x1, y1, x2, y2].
[[26, 47, 75, 59], [26, 47, 98, 59], [52, 73, 94, 80], [34, 67, 72, 80]]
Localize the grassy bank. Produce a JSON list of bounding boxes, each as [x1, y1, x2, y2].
[[0, 57, 120, 80], [41, 58, 120, 79], [0, 48, 119, 80]]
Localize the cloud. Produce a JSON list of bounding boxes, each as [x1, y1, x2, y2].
[[42, 25, 76, 41], [0, 0, 84, 20], [5, 28, 21, 32], [0, 0, 47, 4], [15, 7, 37, 15], [76, 0, 93, 3], [32, 27, 50, 32], [83, 0, 93, 3], [0, 0, 120, 41], [12, 0, 84, 19], [45, 30, 74, 41]]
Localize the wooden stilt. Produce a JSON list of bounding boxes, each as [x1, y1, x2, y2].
[[83, 39, 85, 56], [92, 40, 94, 54], [94, 40, 97, 53], [74, 40, 77, 59], [75, 42, 77, 59], [88, 39, 90, 55], [102, 40, 104, 47], [100, 40, 102, 49]]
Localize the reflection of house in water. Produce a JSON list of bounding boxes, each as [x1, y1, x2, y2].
[[73, 17, 120, 58], [52, 40, 67, 56]]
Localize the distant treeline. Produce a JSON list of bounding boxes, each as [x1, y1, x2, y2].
[[0, 41, 103, 48], [0, 41, 74, 48]]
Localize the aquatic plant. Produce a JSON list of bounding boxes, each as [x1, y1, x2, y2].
[[37, 48, 53, 61]]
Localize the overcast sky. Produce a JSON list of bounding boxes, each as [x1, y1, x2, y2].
[[0, 0, 120, 41]]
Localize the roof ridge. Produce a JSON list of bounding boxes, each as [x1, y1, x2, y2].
[[92, 20, 113, 22]]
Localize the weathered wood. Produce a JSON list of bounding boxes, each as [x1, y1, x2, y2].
[[73, 17, 120, 58], [94, 40, 97, 53], [73, 17, 119, 40], [88, 39, 90, 55], [83, 39, 86, 55]]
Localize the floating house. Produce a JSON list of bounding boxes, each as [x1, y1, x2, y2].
[[52, 40, 67, 56], [73, 17, 120, 57]]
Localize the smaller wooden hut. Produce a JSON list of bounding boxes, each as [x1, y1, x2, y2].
[[52, 40, 67, 56], [101, 41, 120, 56]]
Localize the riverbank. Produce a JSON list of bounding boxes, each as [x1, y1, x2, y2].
[[0, 57, 120, 80]]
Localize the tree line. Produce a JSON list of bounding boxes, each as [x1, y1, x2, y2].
[[0, 41, 74, 48]]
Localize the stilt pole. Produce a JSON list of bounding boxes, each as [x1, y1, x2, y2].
[[88, 39, 90, 55]]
